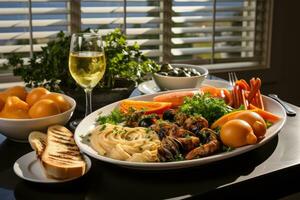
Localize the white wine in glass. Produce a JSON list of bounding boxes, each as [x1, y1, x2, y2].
[[69, 51, 106, 89], [69, 33, 106, 128]]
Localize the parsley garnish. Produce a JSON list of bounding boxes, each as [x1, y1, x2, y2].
[[96, 108, 125, 125], [179, 93, 232, 125]]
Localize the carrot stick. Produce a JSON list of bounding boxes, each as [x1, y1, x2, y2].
[[248, 78, 261, 103], [241, 79, 250, 90], [249, 104, 281, 123], [232, 88, 237, 108], [234, 85, 241, 108], [238, 88, 244, 108], [257, 90, 264, 110], [237, 80, 250, 91], [241, 90, 248, 109]]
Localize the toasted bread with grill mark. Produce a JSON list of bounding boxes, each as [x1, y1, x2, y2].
[[29, 125, 87, 180]]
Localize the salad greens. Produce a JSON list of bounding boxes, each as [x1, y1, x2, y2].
[[96, 109, 125, 125], [179, 93, 232, 125]]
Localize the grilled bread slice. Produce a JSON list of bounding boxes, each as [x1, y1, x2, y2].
[[29, 125, 87, 180]]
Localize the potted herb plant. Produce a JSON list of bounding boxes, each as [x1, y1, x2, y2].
[[7, 29, 159, 111]]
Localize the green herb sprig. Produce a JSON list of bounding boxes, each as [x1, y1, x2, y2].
[[96, 108, 125, 125], [179, 93, 232, 125]]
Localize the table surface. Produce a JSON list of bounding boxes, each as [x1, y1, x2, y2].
[[1, 86, 300, 199]]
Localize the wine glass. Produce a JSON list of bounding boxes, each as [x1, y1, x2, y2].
[[68, 32, 106, 129]]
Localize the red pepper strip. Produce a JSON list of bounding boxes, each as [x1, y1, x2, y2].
[[248, 78, 261, 104], [119, 100, 172, 114]]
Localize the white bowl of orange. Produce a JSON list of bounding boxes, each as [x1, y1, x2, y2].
[[0, 86, 76, 142]]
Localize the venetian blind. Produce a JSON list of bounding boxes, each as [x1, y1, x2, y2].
[[0, 0, 272, 76]]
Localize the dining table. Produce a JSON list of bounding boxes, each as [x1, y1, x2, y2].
[[1, 80, 300, 200]]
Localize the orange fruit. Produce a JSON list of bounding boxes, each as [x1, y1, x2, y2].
[[26, 87, 50, 106], [232, 111, 267, 138], [2, 96, 29, 113], [4, 86, 27, 101], [0, 96, 30, 119], [39, 93, 71, 112], [29, 99, 61, 118], [220, 119, 257, 148], [0, 110, 30, 119]]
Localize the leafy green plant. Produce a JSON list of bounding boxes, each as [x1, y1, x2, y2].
[[7, 29, 159, 92], [102, 29, 159, 88]]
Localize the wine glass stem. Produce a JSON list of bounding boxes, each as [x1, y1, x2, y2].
[[84, 88, 93, 116]]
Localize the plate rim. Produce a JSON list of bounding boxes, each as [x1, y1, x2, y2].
[[74, 90, 286, 170], [138, 79, 232, 94], [13, 151, 92, 183]]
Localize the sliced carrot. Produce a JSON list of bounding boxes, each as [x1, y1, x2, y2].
[[153, 91, 196, 107], [119, 100, 172, 114], [249, 104, 281, 123]]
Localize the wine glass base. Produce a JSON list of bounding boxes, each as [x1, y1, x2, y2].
[[69, 119, 82, 131]]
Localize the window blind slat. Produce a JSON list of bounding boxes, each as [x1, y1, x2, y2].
[[127, 39, 161, 46], [172, 36, 254, 44], [0, 44, 46, 54], [0, 19, 68, 28], [172, 16, 255, 23], [171, 46, 254, 56], [98, 28, 161, 36], [0, 8, 68, 15], [173, 6, 255, 12], [0, 0, 68, 2], [0, 31, 64, 40], [82, 6, 161, 14], [172, 26, 255, 34], [82, 17, 161, 25]]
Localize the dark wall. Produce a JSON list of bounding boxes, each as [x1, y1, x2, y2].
[[215, 0, 300, 106]]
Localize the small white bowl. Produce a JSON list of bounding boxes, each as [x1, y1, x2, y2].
[[152, 64, 209, 90], [0, 93, 76, 142]]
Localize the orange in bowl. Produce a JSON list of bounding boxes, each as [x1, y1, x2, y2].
[[0, 96, 30, 119], [29, 99, 61, 118], [0, 93, 76, 142], [26, 87, 50, 106], [39, 93, 71, 113]]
